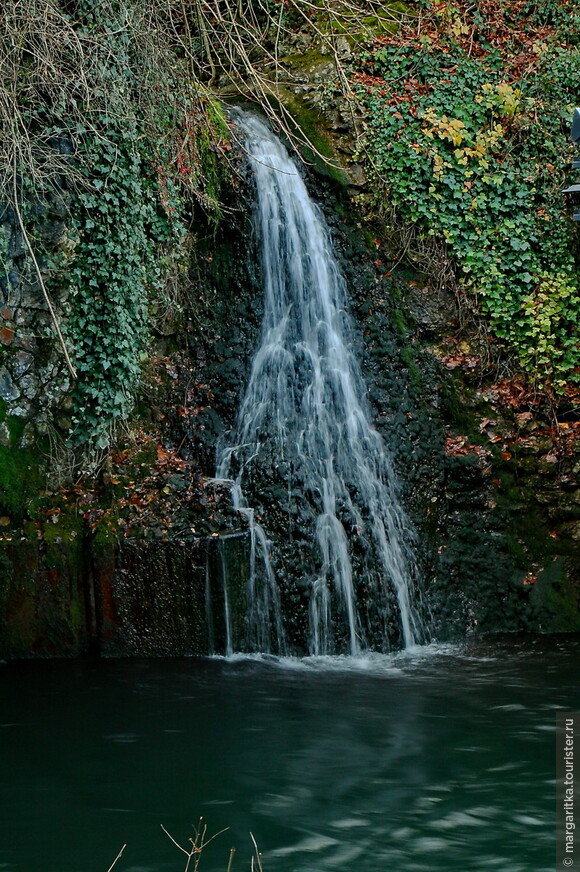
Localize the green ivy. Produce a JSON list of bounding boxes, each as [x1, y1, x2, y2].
[[356, 6, 579, 389], [66, 129, 165, 447], [50, 0, 232, 447]]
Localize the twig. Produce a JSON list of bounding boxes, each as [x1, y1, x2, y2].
[[249, 833, 263, 872], [106, 844, 126, 872], [161, 824, 191, 857]]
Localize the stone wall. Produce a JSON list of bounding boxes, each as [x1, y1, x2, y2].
[[0, 533, 248, 659], [0, 190, 74, 447]]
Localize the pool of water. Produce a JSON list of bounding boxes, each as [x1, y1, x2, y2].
[[0, 635, 578, 872]]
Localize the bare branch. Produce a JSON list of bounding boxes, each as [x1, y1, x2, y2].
[[105, 844, 127, 872]]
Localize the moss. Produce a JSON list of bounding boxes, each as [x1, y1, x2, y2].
[[0, 532, 92, 658], [282, 48, 328, 73], [439, 379, 482, 438], [93, 520, 118, 551], [6, 414, 26, 445], [41, 508, 84, 548], [197, 97, 232, 225], [531, 558, 580, 632], [269, 92, 351, 187], [400, 344, 423, 392], [69, 591, 84, 632], [318, 1, 408, 38], [132, 444, 157, 468], [0, 549, 14, 618], [0, 444, 42, 521]]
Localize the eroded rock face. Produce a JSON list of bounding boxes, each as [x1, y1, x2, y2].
[[0, 195, 73, 443], [0, 100, 578, 658]]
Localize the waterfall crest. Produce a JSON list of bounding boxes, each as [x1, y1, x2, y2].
[[216, 111, 425, 655]]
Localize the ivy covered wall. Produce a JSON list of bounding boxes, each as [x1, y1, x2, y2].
[[353, 0, 580, 392]]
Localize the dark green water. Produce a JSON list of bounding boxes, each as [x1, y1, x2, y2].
[[0, 636, 578, 872]]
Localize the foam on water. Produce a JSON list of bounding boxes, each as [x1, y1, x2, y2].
[[211, 642, 463, 676]]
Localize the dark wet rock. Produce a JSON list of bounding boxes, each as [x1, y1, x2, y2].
[[10, 351, 34, 378], [0, 367, 20, 402]]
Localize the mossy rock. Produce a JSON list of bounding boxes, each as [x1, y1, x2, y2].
[[224, 93, 350, 187], [316, 1, 409, 39], [0, 442, 42, 522], [531, 558, 580, 632], [273, 91, 351, 186]]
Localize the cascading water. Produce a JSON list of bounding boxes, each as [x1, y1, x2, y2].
[[215, 111, 426, 655]]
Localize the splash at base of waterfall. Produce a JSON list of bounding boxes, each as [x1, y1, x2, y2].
[[215, 110, 428, 656]]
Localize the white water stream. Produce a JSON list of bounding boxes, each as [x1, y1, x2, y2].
[[216, 112, 424, 655]]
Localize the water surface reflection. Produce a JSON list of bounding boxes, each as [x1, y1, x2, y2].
[[0, 635, 577, 872]]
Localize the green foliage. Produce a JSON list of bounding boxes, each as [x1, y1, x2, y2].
[[67, 129, 164, 446], [2, 0, 234, 447], [356, 3, 580, 389], [42, 0, 233, 447]]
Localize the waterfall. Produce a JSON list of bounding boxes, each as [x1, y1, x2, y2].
[[215, 111, 425, 655]]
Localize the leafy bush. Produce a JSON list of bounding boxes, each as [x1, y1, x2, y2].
[[355, 0, 580, 389]]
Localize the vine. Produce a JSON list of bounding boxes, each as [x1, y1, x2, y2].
[[355, 0, 580, 391]]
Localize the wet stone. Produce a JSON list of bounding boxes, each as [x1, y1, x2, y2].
[[20, 420, 47, 447], [8, 233, 25, 259], [19, 373, 40, 400], [39, 220, 66, 246], [13, 332, 37, 352], [519, 436, 554, 455], [0, 422, 10, 446], [0, 367, 20, 402], [10, 351, 33, 378], [9, 402, 32, 417], [38, 362, 59, 382], [20, 283, 47, 310], [0, 324, 15, 346]]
